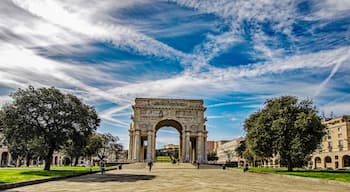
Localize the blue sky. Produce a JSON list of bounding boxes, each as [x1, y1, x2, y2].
[[0, 0, 350, 149]]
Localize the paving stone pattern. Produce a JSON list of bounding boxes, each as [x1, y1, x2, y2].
[[4, 163, 350, 192]]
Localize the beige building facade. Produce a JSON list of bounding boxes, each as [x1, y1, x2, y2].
[[128, 98, 208, 163], [312, 115, 350, 169], [216, 137, 244, 163]]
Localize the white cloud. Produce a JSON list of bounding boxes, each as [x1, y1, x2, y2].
[[10, 0, 188, 61], [314, 48, 350, 97], [207, 101, 246, 108], [171, 0, 297, 60], [311, 0, 350, 19], [320, 101, 350, 117]]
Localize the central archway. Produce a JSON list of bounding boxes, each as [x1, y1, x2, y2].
[[155, 120, 182, 162], [128, 98, 208, 163]]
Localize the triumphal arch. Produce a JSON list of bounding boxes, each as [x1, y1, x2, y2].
[[128, 98, 208, 163]]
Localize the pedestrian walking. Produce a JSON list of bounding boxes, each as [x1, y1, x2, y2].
[[148, 161, 153, 172], [100, 160, 105, 175], [243, 163, 249, 172], [222, 164, 226, 170]]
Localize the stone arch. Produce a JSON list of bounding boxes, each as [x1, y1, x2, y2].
[[239, 160, 245, 167], [314, 157, 321, 168], [154, 119, 182, 162], [128, 98, 207, 163], [155, 119, 182, 132], [54, 156, 58, 165], [63, 157, 71, 166], [324, 156, 332, 168], [1, 152, 9, 166], [343, 155, 350, 168]]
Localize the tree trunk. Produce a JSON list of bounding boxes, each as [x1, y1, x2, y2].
[[26, 155, 31, 167], [44, 148, 54, 171], [16, 158, 21, 167], [287, 158, 293, 172], [74, 156, 79, 166]]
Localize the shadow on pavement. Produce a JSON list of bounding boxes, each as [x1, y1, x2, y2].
[[67, 173, 156, 183]]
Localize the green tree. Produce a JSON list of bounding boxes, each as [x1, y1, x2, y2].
[[84, 134, 103, 166], [235, 140, 246, 159], [96, 133, 123, 162], [244, 96, 325, 171], [0, 86, 100, 170], [84, 133, 123, 164], [63, 127, 93, 166]]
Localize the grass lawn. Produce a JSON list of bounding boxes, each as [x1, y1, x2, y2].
[[0, 166, 104, 184], [156, 156, 172, 162], [247, 167, 350, 183]]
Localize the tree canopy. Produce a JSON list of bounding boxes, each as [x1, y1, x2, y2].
[[243, 96, 325, 171], [96, 133, 123, 161], [0, 86, 100, 170]]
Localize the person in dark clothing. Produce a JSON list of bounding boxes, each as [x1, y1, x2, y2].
[[148, 161, 153, 172], [100, 161, 105, 175], [243, 163, 249, 172]]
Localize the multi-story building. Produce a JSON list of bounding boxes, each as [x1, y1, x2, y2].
[[206, 140, 229, 155], [206, 141, 216, 154], [162, 144, 179, 150], [216, 137, 245, 163], [312, 115, 350, 169]]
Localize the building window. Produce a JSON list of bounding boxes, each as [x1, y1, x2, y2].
[[339, 140, 343, 151], [338, 133, 342, 138], [328, 141, 332, 147], [339, 140, 343, 146], [328, 141, 332, 152], [338, 127, 342, 132]]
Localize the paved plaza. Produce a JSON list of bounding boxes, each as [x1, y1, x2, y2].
[[4, 163, 350, 192]]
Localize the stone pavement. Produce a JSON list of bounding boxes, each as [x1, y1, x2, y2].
[[4, 163, 350, 192]]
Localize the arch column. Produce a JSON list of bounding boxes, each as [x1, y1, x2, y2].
[[204, 135, 208, 162], [181, 131, 186, 162], [152, 133, 156, 161], [185, 132, 190, 162], [196, 132, 203, 162], [128, 130, 134, 160], [133, 130, 141, 161], [146, 130, 153, 162]]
